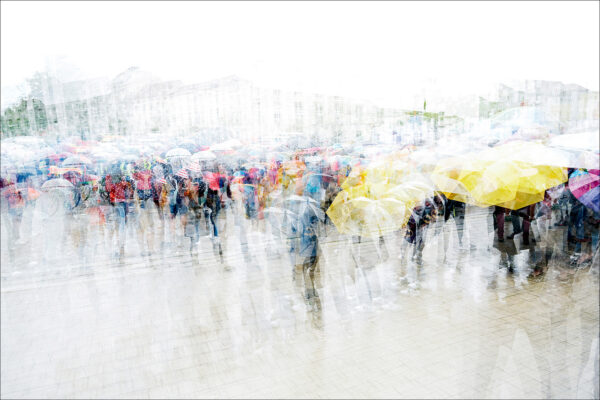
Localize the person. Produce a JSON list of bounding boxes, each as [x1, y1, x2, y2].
[[293, 186, 324, 311], [242, 168, 259, 227], [443, 196, 466, 252], [529, 194, 555, 277], [3, 181, 25, 245], [132, 164, 153, 209], [83, 180, 106, 264], [203, 166, 227, 261], [183, 173, 207, 259], [105, 172, 135, 260], [165, 165, 187, 248]]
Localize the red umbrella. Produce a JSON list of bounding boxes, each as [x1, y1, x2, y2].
[[203, 171, 222, 190]]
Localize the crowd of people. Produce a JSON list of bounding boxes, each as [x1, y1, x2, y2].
[[1, 138, 599, 303]]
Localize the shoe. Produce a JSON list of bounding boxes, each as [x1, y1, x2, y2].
[[522, 240, 530, 246], [498, 238, 504, 242]]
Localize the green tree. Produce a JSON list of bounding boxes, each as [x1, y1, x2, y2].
[[0, 98, 48, 137]]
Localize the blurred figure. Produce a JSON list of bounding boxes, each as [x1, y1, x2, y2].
[[290, 186, 324, 311], [442, 195, 466, 256], [494, 206, 508, 242], [405, 199, 435, 264], [3, 180, 25, 245], [165, 164, 187, 248], [104, 172, 135, 260], [183, 172, 207, 260]]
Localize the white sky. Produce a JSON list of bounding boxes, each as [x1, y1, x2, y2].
[[1, 1, 599, 108]]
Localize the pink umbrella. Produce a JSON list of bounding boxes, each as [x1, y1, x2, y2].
[[569, 169, 599, 213]]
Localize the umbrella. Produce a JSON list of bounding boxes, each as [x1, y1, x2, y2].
[[203, 171, 223, 190], [12, 136, 45, 146], [327, 166, 434, 238], [166, 147, 192, 159], [304, 156, 322, 164], [549, 131, 599, 152], [191, 150, 217, 161], [491, 140, 595, 170], [62, 155, 92, 167], [119, 154, 139, 163], [327, 191, 410, 237], [210, 142, 233, 151], [41, 178, 74, 191], [263, 206, 300, 235], [569, 169, 600, 213], [284, 195, 324, 220], [282, 195, 325, 238], [178, 141, 197, 153], [431, 149, 568, 210]]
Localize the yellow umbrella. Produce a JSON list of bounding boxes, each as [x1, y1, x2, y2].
[[327, 169, 434, 237], [430, 156, 486, 206], [327, 195, 411, 237], [431, 148, 568, 210]]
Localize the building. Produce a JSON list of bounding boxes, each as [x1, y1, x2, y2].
[[479, 80, 600, 130], [4, 66, 470, 144]]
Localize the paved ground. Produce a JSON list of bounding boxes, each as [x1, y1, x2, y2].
[[1, 203, 599, 399]]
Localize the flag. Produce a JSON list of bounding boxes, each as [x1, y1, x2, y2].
[[187, 162, 202, 173], [176, 169, 189, 179]]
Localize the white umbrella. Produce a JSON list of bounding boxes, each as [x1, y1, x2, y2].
[[283, 195, 325, 221], [224, 138, 243, 148], [210, 142, 233, 151], [62, 155, 92, 167], [13, 136, 45, 146], [120, 154, 139, 163], [304, 156, 322, 164], [549, 131, 599, 152], [191, 150, 217, 161], [41, 178, 74, 191], [166, 147, 192, 158]]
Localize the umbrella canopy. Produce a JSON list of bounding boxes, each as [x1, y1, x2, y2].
[[569, 169, 600, 213], [166, 147, 192, 158], [12, 136, 45, 146], [327, 194, 410, 237], [119, 154, 138, 163], [191, 150, 217, 161], [263, 206, 300, 235], [328, 165, 434, 238], [210, 142, 233, 151], [41, 178, 74, 191], [282, 195, 325, 238], [283, 195, 324, 220], [431, 152, 568, 210], [549, 131, 599, 152], [61, 155, 92, 167], [492, 140, 595, 169]]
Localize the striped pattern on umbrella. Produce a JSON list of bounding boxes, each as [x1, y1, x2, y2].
[[176, 168, 189, 179], [187, 162, 202, 173]]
